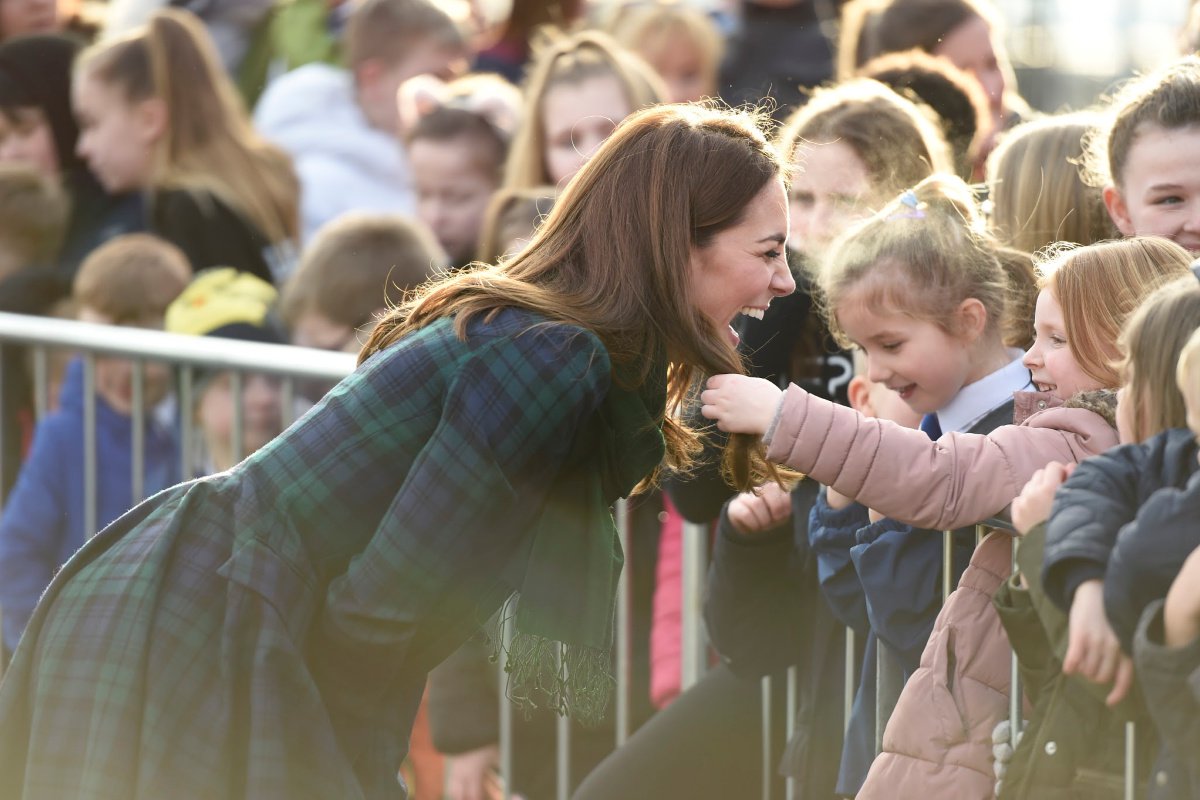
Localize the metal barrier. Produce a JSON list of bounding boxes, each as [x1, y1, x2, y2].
[[0, 312, 1142, 799]]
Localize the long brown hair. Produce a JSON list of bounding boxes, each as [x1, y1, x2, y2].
[[76, 9, 299, 245], [363, 103, 790, 489]]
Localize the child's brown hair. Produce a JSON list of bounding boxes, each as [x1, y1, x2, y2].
[[344, 0, 463, 70], [1083, 56, 1200, 191], [777, 79, 951, 206], [0, 163, 67, 270], [1119, 274, 1200, 440], [821, 174, 1034, 348], [281, 213, 445, 330], [475, 187, 557, 264], [989, 112, 1116, 253], [72, 234, 191, 324]]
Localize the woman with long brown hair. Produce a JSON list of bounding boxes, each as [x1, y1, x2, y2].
[[0, 102, 795, 799]]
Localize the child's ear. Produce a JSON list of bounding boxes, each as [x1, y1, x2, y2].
[[955, 297, 989, 341], [1102, 185, 1136, 236], [135, 97, 168, 144], [847, 375, 873, 416]]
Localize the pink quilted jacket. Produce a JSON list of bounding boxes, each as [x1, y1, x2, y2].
[[858, 532, 1015, 799], [763, 389, 1118, 531]]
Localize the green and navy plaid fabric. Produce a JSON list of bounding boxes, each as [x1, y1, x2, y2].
[[0, 308, 614, 800]]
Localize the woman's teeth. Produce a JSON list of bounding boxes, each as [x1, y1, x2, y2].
[[739, 306, 765, 320]]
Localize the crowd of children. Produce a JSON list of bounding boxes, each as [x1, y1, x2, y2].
[[0, 0, 1198, 798]]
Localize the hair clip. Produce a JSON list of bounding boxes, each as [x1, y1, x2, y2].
[[887, 189, 926, 221]]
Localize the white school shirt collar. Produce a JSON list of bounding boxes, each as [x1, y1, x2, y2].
[[936, 348, 1031, 434]]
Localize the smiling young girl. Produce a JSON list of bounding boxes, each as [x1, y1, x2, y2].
[[1086, 56, 1200, 253], [701, 183, 1190, 795], [72, 9, 299, 283]]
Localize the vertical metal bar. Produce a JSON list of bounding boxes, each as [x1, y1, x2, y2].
[[83, 354, 98, 539], [786, 666, 798, 800], [499, 615, 513, 800], [976, 524, 985, 548], [131, 359, 145, 504], [556, 643, 570, 800], [281, 376, 296, 428], [1010, 535, 1022, 743], [0, 343, 6, 506], [942, 530, 954, 603], [614, 498, 631, 748], [761, 676, 772, 800], [681, 521, 708, 689], [844, 627, 856, 735], [1125, 722, 1136, 800], [32, 346, 48, 421], [180, 366, 194, 481], [231, 370, 245, 465]]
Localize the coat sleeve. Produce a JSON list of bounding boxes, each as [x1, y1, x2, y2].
[[807, 489, 869, 635], [764, 385, 1114, 531], [704, 479, 818, 678], [0, 417, 70, 653], [1133, 599, 1200, 770], [306, 327, 610, 765], [1104, 474, 1200, 654], [1041, 443, 1146, 613], [850, 521, 971, 673]]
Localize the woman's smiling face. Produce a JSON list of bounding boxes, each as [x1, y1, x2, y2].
[[689, 178, 796, 347]]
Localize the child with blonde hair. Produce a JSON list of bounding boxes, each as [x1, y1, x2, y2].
[[503, 30, 664, 190], [988, 112, 1117, 253], [1012, 277, 1200, 796], [610, 4, 723, 104], [74, 9, 299, 283], [701, 179, 1190, 795]]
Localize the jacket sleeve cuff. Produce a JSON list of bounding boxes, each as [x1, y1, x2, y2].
[[762, 390, 788, 448], [1059, 564, 1107, 610]]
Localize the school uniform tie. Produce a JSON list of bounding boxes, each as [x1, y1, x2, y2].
[[920, 412, 942, 440]]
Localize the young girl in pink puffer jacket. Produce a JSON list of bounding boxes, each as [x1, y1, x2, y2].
[[701, 176, 1192, 798]]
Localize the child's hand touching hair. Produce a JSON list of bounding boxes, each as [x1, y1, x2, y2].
[[1164, 544, 1200, 648], [1064, 579, 1135, 707], [726, 481, 793, 536], [1011, 462, 1076, 535], [700, 375, 782, 436]]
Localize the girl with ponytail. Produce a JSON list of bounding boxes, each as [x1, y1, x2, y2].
[[702, 174, 1191, 795], [72, 8, 299, 283]]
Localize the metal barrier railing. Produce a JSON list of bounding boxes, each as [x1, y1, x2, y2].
[[0, 312, 1141, 799]]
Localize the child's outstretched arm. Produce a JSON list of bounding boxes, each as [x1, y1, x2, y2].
[[704, 378, 1117, 532]]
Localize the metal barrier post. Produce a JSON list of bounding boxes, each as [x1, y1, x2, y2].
[[681, 521, 709, 689], [231, 370, 245, 465], [761, 676, 772, 800], [180, 366, 194, 482], [786, 666, 798, 800], [942, 530, 954, 603], [614, 498, 631, 748], [83, 354, 97, 539], [556, 644, 571, 800], [32, 346, 48, 421], [131, 359, 145, 504], [1125, 722, 1136, 800], [844, 627, 856, 736], [499, 616, 514, 800]]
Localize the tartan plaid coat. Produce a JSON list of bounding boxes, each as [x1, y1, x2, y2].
[[0, 308, 619, 800]]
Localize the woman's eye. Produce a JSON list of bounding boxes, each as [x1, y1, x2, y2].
[[881, 342, 901, 352], [1153, 195, 1184, 206], [764, 249, 782, 260]]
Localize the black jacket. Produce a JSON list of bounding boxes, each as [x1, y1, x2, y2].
[[1135, 599, 1200, 800], [1042, 428, 1199, 615]]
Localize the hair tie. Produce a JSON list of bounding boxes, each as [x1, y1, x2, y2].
[[888, 189, 926, 220]]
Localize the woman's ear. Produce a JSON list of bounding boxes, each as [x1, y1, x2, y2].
[[1102, 185, 1136, 236], [955, 297, 989, 341]]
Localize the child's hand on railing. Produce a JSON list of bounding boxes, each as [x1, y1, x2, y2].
[[1010, 462, 1076, 535], [727, 481, 793, 535], [1063, 579, 1134, 707], [700, 375, 783, 436], [1164, 545, 1200, 648]]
